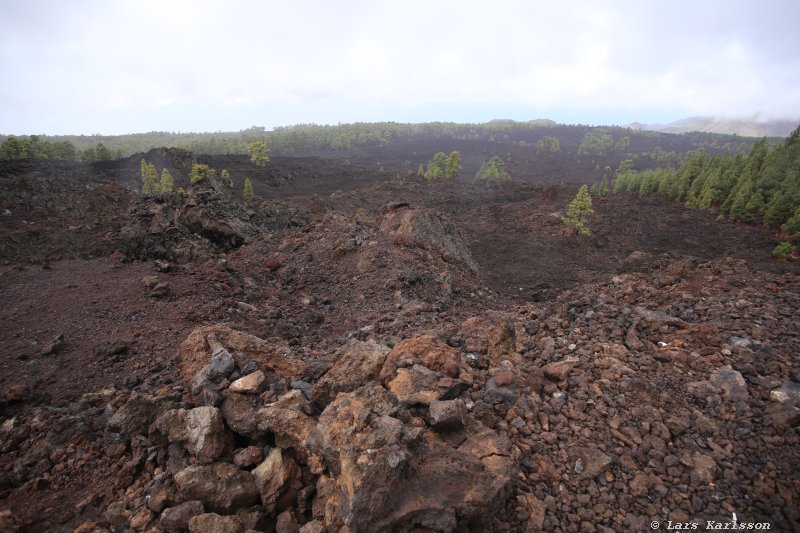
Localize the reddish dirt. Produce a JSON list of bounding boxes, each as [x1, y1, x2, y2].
[[0, 156, 798, 532]]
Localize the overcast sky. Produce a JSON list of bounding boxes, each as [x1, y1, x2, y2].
[[1, 0, 798, 135]]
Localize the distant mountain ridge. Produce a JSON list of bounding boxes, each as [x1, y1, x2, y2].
[[631, 116, 798, 138]]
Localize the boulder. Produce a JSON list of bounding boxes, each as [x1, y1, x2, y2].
[[174, 463, 259, 513], [188, 513, 245, 533], [380, 335, 470, 383], [256, 393, 323, 473], [311, 339, 390, 407], [308, 382, 514, 532], [387, 365, 440, 406], [378, 204, 478, 271], [219, 390, 263, 439], [152, 407, 228, 463], [252, 448, 302, 513], [107, 393, 169, 439], [179, 325, 309, 386]]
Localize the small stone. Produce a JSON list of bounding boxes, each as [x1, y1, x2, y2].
[[142, 275, 160, 289], [770, 382, 800, 403], [298, 520, 326, 533], [543, 358, 577, 381], [40, 333, 65, 356], [104, 501, 129, 528], [130, 508, 154, 530], [234, 446, 265, 469], [150, 281, 171, 298], [241, 361, 260, 376], [429, 399, 467, 430], [630, 472, 649, 497], [160, 501, 205, 532], [493, 369, 515, 386], [573, 448, 613, 479], [290, 380, 313, 400], [236, 301, 258, 313], [520, 494, 546, 530], [689, 453, 717, 485], [709, 367, 749, 402], [275, 510, 299, 533], [230, 370, 266, 394], [191, 348, 236, 395]]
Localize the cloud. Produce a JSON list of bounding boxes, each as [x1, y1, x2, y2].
[[1, 0, 798, 134]]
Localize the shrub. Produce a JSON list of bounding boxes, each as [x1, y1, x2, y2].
[[773, 241, 794, 260], [562, 185, 594, 236]]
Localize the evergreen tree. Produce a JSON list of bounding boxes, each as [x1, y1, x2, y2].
[[741, 189, 766, 222], [444, 151, 462, 179], [221, 169, 233, 188], [189, 164, 216, 184], [95, 143, 112, 161], [417, 164, 425, 177], [562, 185, 594, 236], [160, 168, 174, 193], [475, 156, 510, 181], [783, 207, 800, 239], [248, 140, 270, 166], [243, 178, 255, 199], [590, 182, 599, 195], [599, 176, 610, 196], [424, 152, 447, 179], [141, 160, 158, 194], [696, 167, 722, 209]]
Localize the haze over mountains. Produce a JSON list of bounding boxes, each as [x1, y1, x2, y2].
[[631, 116, 798, 138]]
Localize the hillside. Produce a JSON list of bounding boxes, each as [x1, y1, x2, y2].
[[0, 153, 798, 532], [641, 117, 798, 138]]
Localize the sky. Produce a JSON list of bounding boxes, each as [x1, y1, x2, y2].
[[1, 0, 799, 135]]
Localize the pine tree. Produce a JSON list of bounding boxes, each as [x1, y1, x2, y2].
[[141, 159, 158, 194], [475, 156, 510, 181], [590, 182, 599, 195], [243, 178, 255, 199], [599, 176, 610, 196], [248, 141, 270, 167], [221, 169, 233, 188], [562, 185, 594, 236], [160, 168, 174, 193], [444, 151, 462, 179], [417, 164, 425, 177], [189, 164, 216, 184], [783, 207, 800, 239], [425, 152, 447, 179]]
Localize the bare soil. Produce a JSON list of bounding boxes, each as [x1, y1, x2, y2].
[[0, 155, 798, 532]]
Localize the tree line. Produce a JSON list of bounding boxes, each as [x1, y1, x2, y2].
[[605, 127, 800, 239], [2, 121, 761, 162], [0, 135, 122, 162]]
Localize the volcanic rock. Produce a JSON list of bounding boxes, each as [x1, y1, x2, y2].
[[311, 339, 390, 407], [174, 463, 259, 513]]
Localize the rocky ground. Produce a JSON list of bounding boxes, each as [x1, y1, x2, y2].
[[0, 162, 798, 532]]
